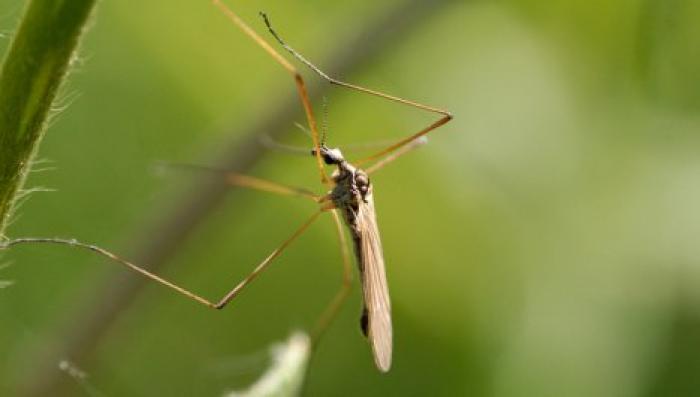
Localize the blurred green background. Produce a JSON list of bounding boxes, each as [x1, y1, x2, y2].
[[2, 0, 700, 395]]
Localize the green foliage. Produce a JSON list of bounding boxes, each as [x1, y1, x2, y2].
[[0, 0, 96, 235]]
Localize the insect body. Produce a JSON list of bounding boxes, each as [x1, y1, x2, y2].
[[319, 146, 392, 371]]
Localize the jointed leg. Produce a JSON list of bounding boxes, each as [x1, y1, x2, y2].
[[260, 14, 453, 165], [0, 211, 322, 310], [355, 115, 451, 166], [225, 173, 318, 201], [214, 211, 321, 308], [212, 1, 329, 184], [311, 209, 353, 343], [0, 238, 219, 308], [365, 136, 428, 175], [159, 162, 319, 201]]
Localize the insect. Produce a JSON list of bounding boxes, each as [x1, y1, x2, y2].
[[0, 1, 452, 372]]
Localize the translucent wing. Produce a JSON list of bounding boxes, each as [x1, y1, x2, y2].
[[357, 194, 392, 372]]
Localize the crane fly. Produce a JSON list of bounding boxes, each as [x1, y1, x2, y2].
[[318, 145, 393, 370], [0, 1, 452, 373]]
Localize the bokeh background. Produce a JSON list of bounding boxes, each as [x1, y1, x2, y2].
[[2, 0, 700, 395]]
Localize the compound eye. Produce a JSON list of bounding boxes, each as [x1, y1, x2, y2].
[[355, 171, 369, 186]]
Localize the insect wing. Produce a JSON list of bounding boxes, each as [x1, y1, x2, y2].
[[358, 195, 393, 372]]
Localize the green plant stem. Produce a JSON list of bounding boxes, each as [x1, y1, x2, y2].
[[0, 0, 97, 236]]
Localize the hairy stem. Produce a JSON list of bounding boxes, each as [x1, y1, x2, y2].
[[0, 0, 97, 236]]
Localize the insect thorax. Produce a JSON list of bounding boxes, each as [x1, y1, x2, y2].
[[330, 161, 371, 229], [314, 145, 372, 226]]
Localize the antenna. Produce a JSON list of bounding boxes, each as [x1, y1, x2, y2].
[[321, 96, 329, 146]]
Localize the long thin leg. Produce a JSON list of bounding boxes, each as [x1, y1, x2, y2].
[[158, 162, 320, 201], [356, 115, 451, 166], [260, 14, 453, 164], [365, 136, 428, 175], [224, 173, 318, 201], [212, 0, 329, 185], [0, 211, 322, 310], [311, 209, 353, 343], [214, 211, 321, 308]]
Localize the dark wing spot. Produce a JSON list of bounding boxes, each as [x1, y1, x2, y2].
[[360, 307, 369, 337]]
